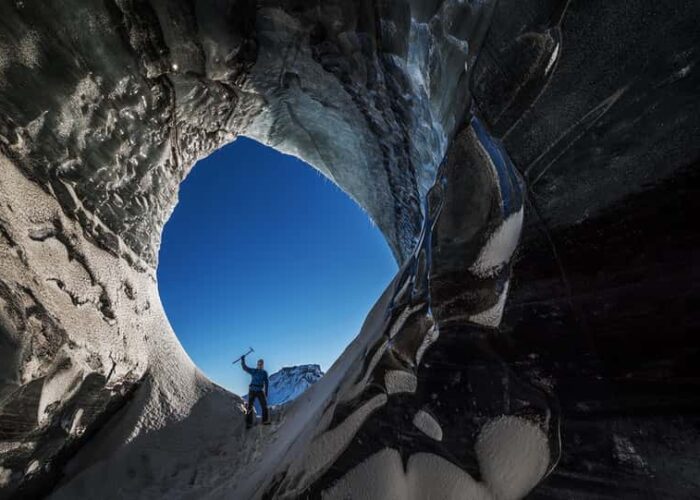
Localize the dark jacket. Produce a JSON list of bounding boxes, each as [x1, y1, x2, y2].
[[242, 357, 269, 394]]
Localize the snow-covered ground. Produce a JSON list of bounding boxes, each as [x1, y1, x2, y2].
[[50, 281, 399, 499]]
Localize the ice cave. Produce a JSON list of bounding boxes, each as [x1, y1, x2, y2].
[[0, 1, 699, 499]]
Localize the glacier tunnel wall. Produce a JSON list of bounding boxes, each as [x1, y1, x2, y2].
[[0, 0, 699, 498]]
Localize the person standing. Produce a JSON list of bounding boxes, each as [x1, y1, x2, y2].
[[241, 355, 270, 428]]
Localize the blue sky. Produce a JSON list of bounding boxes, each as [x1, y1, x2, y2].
[[157, 137, 397, 395]]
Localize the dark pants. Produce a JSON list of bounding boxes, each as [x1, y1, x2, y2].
[[246, 390, 269, 426]]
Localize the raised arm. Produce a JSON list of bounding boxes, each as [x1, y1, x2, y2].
[[241, 355, 252, 374]]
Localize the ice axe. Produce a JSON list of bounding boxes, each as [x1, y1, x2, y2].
[[232, 347, 254, 365]]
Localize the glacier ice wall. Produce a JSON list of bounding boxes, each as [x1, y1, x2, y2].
[[0, 0, 699, 498]]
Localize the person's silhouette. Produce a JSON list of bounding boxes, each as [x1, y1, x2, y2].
[[241, 356, 270, 428]]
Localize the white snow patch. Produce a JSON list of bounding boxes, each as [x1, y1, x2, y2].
[[322, 448, 491, 499], [613, 435, 647, 470], [341, 339, 389, 403], [0, 441, 34, 455], [388, 303, 424, 338], [297, 393, 388, 485], [321, 448, 406, 500], [57, 76, 102, 143], [408, 453, 491, 499], [17, 31, 40, 69], [69, 408, 85, 436], [416, 324, 439, 365], [470, 208, 524, 278], [385, 370, 417, 395], [413, 409, 443, 441], [37, 363, 84, 425], [470, 281, 510, 328], [475, 415, 550, 500], [24, 111, 47, 141], [25, 460, 40, 475], [392, 274, 413, 304], [0, 467, 12, 487], [675, 63, 691, 79], [545, 43, 560, 75]]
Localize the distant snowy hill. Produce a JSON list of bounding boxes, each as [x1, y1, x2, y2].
[[267, 364, 324, 406], [244, 364, 324, 407]]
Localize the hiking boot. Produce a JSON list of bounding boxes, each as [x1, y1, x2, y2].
[[262, 420, 272, 425]]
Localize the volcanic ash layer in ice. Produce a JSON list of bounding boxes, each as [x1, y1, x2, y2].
[[1, 0, 699, 498]]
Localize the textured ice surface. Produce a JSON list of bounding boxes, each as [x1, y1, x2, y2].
[[475, 416, 550, 500], [0, 467, 11, 488], [384, 370, 418, 395], [1, 0, 699, 498], [322, 415, 550, 500], [321, 448, 491, 500]]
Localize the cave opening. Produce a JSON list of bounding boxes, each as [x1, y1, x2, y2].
[[0, 0, 696, 496], [156, 137, 398, 398]]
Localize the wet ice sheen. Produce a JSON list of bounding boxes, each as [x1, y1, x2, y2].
[[255, 116, 559, 498]]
